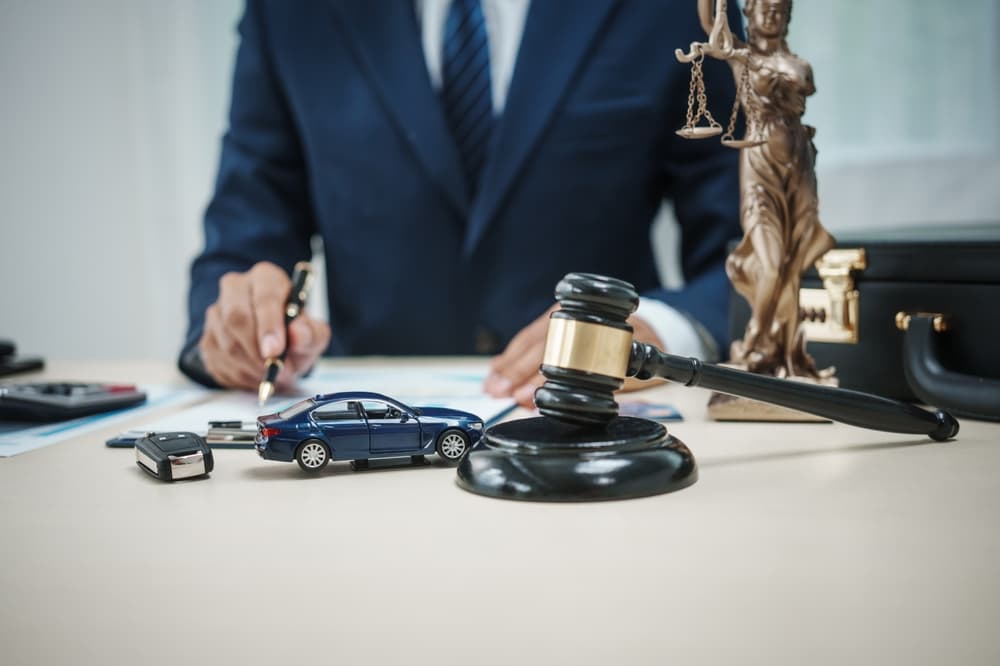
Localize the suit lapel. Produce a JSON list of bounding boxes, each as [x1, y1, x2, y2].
[[462, 0, 621, 255], [330, 0, 469, 216]]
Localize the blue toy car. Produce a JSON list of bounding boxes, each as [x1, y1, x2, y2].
[[255, 391, 484, 472]]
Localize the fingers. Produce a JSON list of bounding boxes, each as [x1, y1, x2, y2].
[[275, 316, 331, 391], [484, 306, 556, 407], [200, 261, 325, 391], [511, 372, 546, 408], [216, 271, 262, 365], [199, 305, 262, 390], [494, 341, 546, 405], [247, 262, 292, 359]]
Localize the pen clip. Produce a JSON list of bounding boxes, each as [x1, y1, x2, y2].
[[291, 262, 314, 305]]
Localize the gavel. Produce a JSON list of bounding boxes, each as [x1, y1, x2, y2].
[[534, 272, 958, 440], [456, 273, 959, 502]]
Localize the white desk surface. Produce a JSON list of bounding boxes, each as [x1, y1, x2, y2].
[[1, 359, 998, 666]]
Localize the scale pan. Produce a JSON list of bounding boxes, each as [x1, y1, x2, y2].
[[676, 126, 723, 139]]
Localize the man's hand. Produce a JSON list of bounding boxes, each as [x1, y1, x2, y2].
[[198, 261, 331, 391], [484, 307, 665, 408]]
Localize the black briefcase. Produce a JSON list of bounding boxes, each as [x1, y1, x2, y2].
[[728, 225, 1000, 421]]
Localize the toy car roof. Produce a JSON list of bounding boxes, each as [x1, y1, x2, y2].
[[311, 391, 408, 405]]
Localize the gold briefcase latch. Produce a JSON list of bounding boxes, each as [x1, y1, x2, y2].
[[799, 248, 867, 344], [895, 311, 950, 333]]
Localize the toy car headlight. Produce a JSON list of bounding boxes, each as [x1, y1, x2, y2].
[[469, 422, 484, 430]]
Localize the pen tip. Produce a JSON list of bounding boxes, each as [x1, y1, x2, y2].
[[258, 381, 274, 407]]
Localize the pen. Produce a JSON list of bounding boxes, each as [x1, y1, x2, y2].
[[258, 261, 315, 405]]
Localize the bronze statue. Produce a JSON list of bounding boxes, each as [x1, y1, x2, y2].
[[677, 0, 835, 380]]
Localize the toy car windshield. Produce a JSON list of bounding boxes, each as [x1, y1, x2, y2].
[[278, 398, 316, 420]]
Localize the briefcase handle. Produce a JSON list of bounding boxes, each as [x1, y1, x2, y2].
[[899, 313, 1000, 422]]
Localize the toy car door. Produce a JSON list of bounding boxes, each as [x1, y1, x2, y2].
[[312, 400, 369, 458], [361, 400, 421, 454]]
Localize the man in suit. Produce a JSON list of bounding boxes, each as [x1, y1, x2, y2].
[[180, 0, 742, 406]]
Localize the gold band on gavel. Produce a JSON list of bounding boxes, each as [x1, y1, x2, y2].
[[541, 318, 633, 380]]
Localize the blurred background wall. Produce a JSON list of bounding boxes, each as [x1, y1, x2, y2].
[[1, 0, 998, 361], [1, 0, 242, 361]]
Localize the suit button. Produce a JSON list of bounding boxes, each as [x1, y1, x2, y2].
[[474, 326, 499, 354]]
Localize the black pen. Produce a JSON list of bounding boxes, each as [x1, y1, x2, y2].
[[258, 261, 315, 405]]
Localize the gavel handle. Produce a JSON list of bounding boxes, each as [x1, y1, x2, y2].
[[629, 343, 959, 441]]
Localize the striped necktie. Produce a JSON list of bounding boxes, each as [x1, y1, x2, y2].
[[441, 0, 494, 194]]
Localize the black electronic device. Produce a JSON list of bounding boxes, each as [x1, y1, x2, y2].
[[0, 382, 147, 422], [135, 431, 214, 481], [0, 339, 44, 378]]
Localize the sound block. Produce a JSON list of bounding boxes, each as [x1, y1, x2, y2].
[[455, 416, 697, 502]]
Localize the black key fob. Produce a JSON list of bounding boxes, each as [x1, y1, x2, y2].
[[135, 431, 213, 481]]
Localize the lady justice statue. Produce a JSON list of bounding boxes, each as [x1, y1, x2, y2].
[[677, 0, 836, 385]]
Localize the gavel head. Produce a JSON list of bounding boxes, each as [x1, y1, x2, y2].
[[534, 273, 639, 426]]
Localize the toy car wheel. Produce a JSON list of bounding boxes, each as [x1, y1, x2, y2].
[[436, 429, 469, 462], [295, 439, 330, 472]]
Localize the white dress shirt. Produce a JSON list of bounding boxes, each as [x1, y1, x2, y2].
[[414, 0, 711, 359], [416, 0, 530, 113]]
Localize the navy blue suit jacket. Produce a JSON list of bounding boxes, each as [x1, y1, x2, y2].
[[183, 0, 742, 376]]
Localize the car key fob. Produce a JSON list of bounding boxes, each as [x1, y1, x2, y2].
[[135, 431, 213, 481]]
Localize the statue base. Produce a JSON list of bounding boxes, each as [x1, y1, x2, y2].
[[707, 362, 839, 422], [455, 416, 697, 502], [707, 391, 831, 422]]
